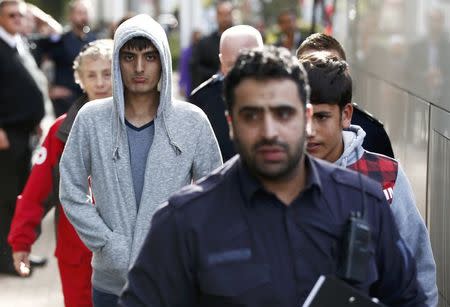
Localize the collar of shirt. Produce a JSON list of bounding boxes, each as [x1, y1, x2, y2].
[[237, 154, 323, 207], [0, 26, 19, 48]]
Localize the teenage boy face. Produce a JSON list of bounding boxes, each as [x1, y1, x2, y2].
[[229, 78, 312, 181], [120, 42, 162, 96], [306, 103, 352, 163]]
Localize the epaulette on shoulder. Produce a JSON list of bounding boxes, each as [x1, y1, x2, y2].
[[190, 74, 223, 96], [352, 103, 384, 127], [169, 156, 238, 209], [331, 166, 384, 201]]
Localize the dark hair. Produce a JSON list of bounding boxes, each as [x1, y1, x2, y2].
[[277, 8, 297, 22], [224, 45, 310, 112], [296, 33, 347, 60], [216, 0, 232, 10], [121, 36, 155, 52], [300, 54, 352, 110]]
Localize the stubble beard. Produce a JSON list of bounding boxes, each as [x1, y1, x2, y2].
[[235, 135, 306, 182]]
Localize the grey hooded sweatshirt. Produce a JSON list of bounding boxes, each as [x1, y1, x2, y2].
[[59, 14, 222, 295], [338, 125, 437, 307]]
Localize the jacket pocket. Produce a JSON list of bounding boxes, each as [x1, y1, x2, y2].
[[93, 232, 130, 276], [198, 262, 271, 298]]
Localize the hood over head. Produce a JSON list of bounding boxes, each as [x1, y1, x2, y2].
[[112, 14, 173, 125]]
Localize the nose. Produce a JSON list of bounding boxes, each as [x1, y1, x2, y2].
[[307, 119, 317, 138], [95, 74, 105, 88], [136, 56, 144, 73], [262, 114, 278, 140]]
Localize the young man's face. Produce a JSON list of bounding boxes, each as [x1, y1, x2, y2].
[[229, 78, 312, 181], [306, 103, 352, 163], [119, 43, 161, 96], [0, 2, 24, 35]]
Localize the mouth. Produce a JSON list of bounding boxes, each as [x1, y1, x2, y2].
[[256, 145, 286, 162], [94, 92, 109, 97], [306, 142, 321, 152], [132, 77, 147, 83]]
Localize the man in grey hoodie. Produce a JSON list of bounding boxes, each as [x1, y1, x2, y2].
[[300, 53, 438, 307], [59, 14, 222, 306]]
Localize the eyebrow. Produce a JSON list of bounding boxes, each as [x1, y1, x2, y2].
[[313, 110, 332, 116], [238, 104, 296, 113], [120, 47, 158, 54]]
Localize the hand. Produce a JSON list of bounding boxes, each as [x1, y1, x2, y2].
[[0, 128, 10, 150], [26, 3, 63, 35], [12, 251, 31, 277]]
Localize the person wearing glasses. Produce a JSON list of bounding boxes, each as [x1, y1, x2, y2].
[[0, 0, 45, 276]]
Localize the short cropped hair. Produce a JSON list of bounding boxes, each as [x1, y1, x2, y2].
[[224, 45, 310, 112], [73, 39, 113, 85], [120, 36, 155, 52], [297, 33, 346, 60], [300, 53, 352, 110]]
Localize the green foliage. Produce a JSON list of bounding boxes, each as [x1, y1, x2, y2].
[[168, 30, 181, 70], [26, 0, 69, 21]]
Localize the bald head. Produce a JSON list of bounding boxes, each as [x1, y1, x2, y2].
[[219, 25, 264, 75]]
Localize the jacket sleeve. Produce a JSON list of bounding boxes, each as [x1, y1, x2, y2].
[[119, 204, 197, 306], [390, 166, 438, 307], [59, 112, 113, 252], [373, 195, 427, 306], [8, 120, 63, 252], [192, 114, 223, 181]]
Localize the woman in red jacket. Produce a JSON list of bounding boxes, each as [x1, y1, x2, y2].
[[8, 39, 113, 307]]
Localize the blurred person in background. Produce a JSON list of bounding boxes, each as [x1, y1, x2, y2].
[[274, 8, 307, 54], [178, 29, 201, 98], [189, 0, 233, 89], [190, 25, 263, 162], [19, 2, 61, 124], [407, 8, 450, 104], [34, 0, 96, 117], [0, 0, 45, 275], [297, 33, 395, 158], [8, 39, 113, 307]]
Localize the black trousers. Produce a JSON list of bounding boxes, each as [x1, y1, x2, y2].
[[0, 128, 31, 272]]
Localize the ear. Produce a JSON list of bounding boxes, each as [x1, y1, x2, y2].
[[341, 103, 353, 129], [225, 110, 234, 140], [219, 53, 226, 75]]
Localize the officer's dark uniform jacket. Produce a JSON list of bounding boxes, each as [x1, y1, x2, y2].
[[190, 74, 236, 161], [352, 103, 394, 158], [120, 155, 425, 307]]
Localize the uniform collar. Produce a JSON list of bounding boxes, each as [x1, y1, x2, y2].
[[237, 154, 322, 207]]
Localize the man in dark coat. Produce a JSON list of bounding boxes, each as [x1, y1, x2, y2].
[[0, 0, 44, 275], [189, 0, 233, 89]]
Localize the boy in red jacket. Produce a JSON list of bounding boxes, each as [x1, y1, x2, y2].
[[8, 39, 113, 307]]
